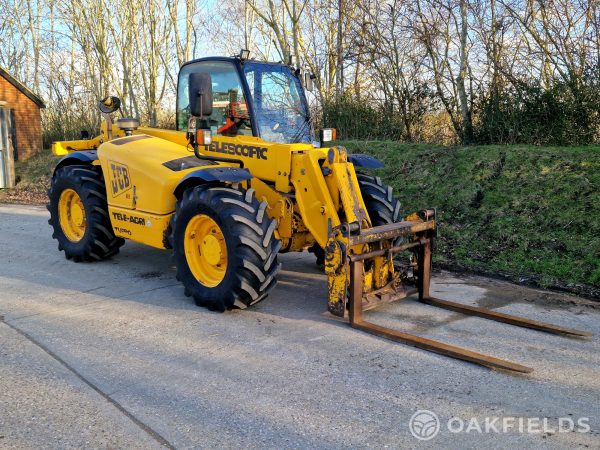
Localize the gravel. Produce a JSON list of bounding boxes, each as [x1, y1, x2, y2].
[[0, 204, 598, 449]]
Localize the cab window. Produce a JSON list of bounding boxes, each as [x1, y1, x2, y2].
[[243, 62, 311, 144], [177, 61, 252, 137]]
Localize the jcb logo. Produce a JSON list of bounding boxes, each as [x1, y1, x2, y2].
[[110, 162, 131, 197]]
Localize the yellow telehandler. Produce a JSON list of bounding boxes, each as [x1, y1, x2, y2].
[[48, 54, 590, 373]]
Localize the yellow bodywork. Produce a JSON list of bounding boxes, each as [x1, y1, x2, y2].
[[53, 125, 348, 251], [52, 123, 429, 316]]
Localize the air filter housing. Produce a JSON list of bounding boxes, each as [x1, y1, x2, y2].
[[116, 118, 140, 136]]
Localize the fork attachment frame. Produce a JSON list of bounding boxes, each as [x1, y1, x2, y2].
[[346, 224, 592, 373]]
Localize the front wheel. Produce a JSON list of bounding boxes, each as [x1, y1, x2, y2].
[[171, 185, 282, 311], [356, 173, 402, 226]]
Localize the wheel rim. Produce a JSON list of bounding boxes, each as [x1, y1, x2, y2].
[[58, 188, 87, 242], [184, 214, 228, 287]]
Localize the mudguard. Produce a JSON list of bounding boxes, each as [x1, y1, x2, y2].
[[348, 153, 384, 169], [54, 150, 98, 174], [174, 167, 253, 198]]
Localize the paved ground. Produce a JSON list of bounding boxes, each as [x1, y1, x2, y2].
[[0, 203, 599, 449]]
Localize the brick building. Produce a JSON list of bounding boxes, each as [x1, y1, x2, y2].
[[0, 67, 45, 162]]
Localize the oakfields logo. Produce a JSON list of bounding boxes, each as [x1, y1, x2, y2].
[[409, 410, 440, 440], [409, 410, 591, 440]]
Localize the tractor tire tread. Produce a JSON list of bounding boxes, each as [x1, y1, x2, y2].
[[357, 174, 402, 225], [48, 165, 124, 262], [171, 184, 280, 311]]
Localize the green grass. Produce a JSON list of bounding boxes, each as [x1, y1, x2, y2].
[[342, 141, 600, 290], [14, 151, 60, 183], [4, 144, 599, 291], [0, 150, 60, 204]]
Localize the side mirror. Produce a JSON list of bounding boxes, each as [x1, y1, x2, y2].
[[98, 96, 121, 114], [304, 72, 315, 92], [189, 73, 213, 117]]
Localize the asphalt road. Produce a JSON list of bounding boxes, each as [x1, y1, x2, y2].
[[1, 203, 599, 449]]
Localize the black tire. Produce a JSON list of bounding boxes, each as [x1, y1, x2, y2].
[[48, 165, 124, 262], [310, 174, 402, 266], [356, 173, 402, 226], [171, 184, 281, 312]]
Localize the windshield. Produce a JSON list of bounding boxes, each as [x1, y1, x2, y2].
[[243, 62, 312, 144]]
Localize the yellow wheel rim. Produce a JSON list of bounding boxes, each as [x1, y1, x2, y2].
[[184, 214, 227, 287], [58, 188, 87, 242]]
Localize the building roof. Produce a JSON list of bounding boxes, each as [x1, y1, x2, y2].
[[0, 66, 45, 108]]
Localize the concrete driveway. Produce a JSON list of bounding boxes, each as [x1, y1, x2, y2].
[[0, 203, 599, 449]]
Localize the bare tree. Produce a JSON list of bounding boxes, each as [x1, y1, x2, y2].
[[1, 0, 599, 144]]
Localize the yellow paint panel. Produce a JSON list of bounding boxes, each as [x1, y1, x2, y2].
[[109, 206, 172, 249], [330, 162, 371, 227], [136, 127, 188, 146], [106, 160, 134, 208], [52, 137, 101, 155], [98, 135, 204, 214], [291, 151, 341, 247]]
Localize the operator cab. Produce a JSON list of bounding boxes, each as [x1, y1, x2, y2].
[[176, 56, 313, 145]]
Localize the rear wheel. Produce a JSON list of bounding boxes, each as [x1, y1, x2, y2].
[[48, 165, 124, 261], [171, 185, 281, 312], [310, 174, 402, 266]]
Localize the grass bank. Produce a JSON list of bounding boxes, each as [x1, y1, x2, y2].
[[3, 145, 599, 296], [343, 141, 600, 296], [0, 151, 59, 204]]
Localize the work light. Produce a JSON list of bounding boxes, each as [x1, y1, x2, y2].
[[196, 129, 212, 146], [320, 128, 337, 144]]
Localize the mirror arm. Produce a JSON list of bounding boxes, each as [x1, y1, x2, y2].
[[103, 112, 113, 140]]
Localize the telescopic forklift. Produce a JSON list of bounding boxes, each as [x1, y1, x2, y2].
[[49, 53, 591, 373]]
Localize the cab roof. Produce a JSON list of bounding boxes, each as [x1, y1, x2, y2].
[[180, 56, 292, 71]]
